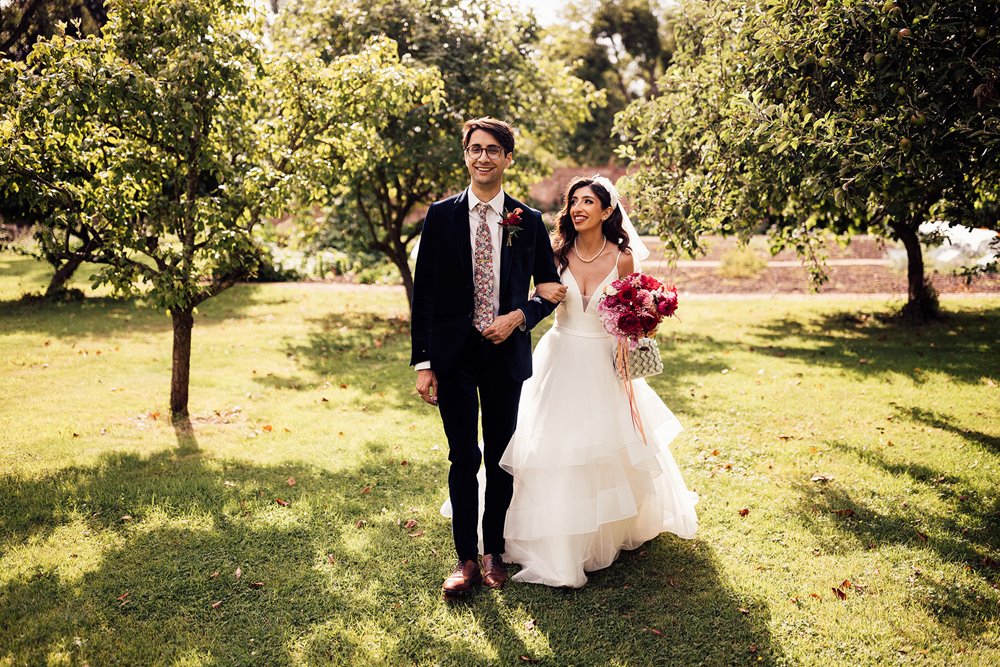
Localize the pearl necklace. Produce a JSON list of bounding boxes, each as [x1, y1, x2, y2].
[[573, 237, 608, 263]]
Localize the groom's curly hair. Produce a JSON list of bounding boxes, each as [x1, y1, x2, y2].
[[462, 117, 515, 155], [553, 177, 629, 271]]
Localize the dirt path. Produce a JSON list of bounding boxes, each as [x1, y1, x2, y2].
[[641, 235, 1000, 294]]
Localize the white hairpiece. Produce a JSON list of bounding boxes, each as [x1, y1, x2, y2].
[[589, 174, 620, 212]]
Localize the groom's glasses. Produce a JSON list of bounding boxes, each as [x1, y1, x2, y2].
[[464, 144, 505, 160]]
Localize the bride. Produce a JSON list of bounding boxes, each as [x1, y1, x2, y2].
[[500, 175, 699, 588]]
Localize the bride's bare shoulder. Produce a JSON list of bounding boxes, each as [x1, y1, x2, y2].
[[617, 248, 635, 275]]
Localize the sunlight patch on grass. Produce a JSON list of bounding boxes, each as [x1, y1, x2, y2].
[[0, 516, 122, 586]]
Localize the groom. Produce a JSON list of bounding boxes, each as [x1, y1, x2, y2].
[[410, 117, 562, 597]]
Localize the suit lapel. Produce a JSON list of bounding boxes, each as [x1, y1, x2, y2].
[[453, 189, 472, 280], [499, 194, 515, 294]]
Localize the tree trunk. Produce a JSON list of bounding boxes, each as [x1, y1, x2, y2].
[[44, 255, 85, 298], [890, 219, 939, 322], [170, 309, 194, 419], [390, 246, 415, 310]]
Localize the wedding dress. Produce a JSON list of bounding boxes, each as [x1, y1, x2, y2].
[[498, 262, 698, 588]]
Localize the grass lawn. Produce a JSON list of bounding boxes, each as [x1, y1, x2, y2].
[[1, 252, 998, 666]]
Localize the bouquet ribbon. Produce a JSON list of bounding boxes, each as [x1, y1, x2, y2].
[[616, 341, 648, 445]]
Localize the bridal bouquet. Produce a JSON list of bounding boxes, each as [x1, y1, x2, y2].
[[596, 272, 678, 444], [596, 272, 678, 349]]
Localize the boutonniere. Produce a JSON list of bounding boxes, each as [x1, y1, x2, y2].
[[500, 207, 523, 246]]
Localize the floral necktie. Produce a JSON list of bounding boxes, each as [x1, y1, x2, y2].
[[472, 202, 494, 332]]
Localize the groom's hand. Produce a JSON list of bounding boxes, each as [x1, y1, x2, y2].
[[416, 369, 438, 406], [482, 311, 525, 344]]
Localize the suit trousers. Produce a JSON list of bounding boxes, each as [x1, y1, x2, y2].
[[436, 328, 523, 561]]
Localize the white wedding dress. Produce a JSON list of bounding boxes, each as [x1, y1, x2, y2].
[[499, 263, 699, 588]]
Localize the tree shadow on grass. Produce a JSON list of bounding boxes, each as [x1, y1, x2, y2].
[[1, 426, 783, 665], [498, 538, 784, 665], [893, 404, 1000, 454], [795, 447, 999, 637], [748, 308, 1000, 385], [284, 311, 422, 412], [0, 283, 270, 338]]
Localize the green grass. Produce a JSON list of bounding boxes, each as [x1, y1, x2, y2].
[[1, 252, 998, 666]]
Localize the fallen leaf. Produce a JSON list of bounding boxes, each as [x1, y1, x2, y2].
[[211, 600, 223, 610], [524, 619, 536, 631], [518, 657, 539, 664], [361, 486, 371, 494], [286, 477, 296, 487], [355, 520, 366, 528], [915, 530, 928, 542], [400, 460, 409, 466], [809, 593, 821, 599], [275, 498, 290, 507], [841, 579, 852, 589], [811, 474, 833, 483], [408, 530, 425, 538], [320, 397, 329, 402], [223, 481, 237, 488], [711, 449, 720, 456], [644, 627, 664, 637], [340, 383, 348, 389], [120, 515, 132, 522], [326, 554, 336, 565], [235, 566, 242, 581], [404, 519, 418, 530], [832, 587, 847, 600], [262, 425, 273, 432], [148, 411, 160, 420], [748, 644, 758, 654], [738, 607, 749, 614], [250, 581, 264, 589], [117, 591, 129, 602], [209, 570, 220, 579], [738, 508, 750, 517], [666, 576, 678, 588]]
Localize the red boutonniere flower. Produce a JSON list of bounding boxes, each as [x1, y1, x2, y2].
[[500, 207, 523, 246]]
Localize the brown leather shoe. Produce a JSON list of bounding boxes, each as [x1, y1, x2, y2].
[[442, 559, 481, 597], [481, 553, 508, 590]]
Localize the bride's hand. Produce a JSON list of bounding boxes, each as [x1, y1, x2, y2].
[[534, 281, 567, 303]]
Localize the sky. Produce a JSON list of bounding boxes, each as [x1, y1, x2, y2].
[[515, 0, 564, 26]]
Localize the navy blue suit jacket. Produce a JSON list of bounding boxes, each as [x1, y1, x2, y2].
[[410, 189, 560, 382]]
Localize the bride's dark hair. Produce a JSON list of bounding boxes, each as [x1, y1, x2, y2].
[[552, 177, 629, 271]]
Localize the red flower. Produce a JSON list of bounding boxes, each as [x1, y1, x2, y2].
[[603, 294, 620, 309], [640, 274, 660, 290], [501, 207, 523, 227], [657, 294, 678, 317], [639, 312, 659, 333], [619, 284, 637, 302], [501, 207, 523, 245], [617, 312, 643, 336]]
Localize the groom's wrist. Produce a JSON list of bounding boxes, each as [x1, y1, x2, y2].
[[516, 309, 526, 331]]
